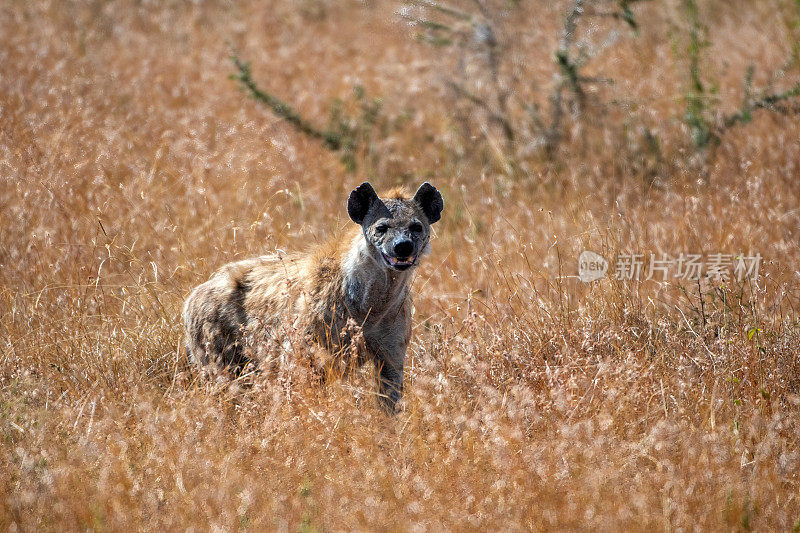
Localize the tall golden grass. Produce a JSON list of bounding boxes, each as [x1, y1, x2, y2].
[[2, 0, 799, 530]]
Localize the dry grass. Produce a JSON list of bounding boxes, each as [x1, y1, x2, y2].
[[2, 0, 800, 530]]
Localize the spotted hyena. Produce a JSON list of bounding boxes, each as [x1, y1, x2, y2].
[[182, 182, 444, 411]]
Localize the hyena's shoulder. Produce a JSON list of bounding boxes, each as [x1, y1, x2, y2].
[[299, 226, 360, 297]]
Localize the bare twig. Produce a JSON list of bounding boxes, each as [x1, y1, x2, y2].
[[446, 81, 515, 142], [406, 0, 472, 21]]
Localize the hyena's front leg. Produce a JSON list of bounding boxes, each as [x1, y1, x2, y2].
[[372, 343, 406, 413]]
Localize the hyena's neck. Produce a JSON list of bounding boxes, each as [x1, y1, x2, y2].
[[341, 232, 413, 322]]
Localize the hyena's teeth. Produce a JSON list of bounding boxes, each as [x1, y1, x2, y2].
[[382, 252, 416, 267]]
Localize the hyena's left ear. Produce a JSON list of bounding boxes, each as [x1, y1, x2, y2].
[[413, 182, 444, 224], [348, 182, 381, 224]]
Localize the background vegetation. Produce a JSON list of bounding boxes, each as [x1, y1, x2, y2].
[[2, 0, 799, 529]]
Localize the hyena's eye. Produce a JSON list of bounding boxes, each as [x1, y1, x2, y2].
[[409, 222, 423, 233], [375, 224, 389, 234]]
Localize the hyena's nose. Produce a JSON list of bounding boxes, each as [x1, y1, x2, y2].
[[393, 240, 414, 258]]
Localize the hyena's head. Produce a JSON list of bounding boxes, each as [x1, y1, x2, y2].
[[347, 182, 444, 272]]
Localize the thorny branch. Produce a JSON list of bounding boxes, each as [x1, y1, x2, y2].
[[230, 52, 344, 151], [721, 78, 800, 132]]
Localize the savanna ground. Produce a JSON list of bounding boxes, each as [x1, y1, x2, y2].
[[2, 0, 800, 530]]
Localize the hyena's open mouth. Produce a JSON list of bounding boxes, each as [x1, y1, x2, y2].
[[382, 252, 416, 271]]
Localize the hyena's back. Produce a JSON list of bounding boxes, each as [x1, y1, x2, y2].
[[182, 254, 306, 369]]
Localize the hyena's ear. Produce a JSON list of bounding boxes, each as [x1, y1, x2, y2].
[[413, 182, 444, 224], [347, 182, 381, 224]]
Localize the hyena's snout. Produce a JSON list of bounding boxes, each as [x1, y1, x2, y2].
[[381, 235, 419, 270]]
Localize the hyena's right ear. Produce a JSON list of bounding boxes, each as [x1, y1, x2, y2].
[[347, 182, 381, 224]]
